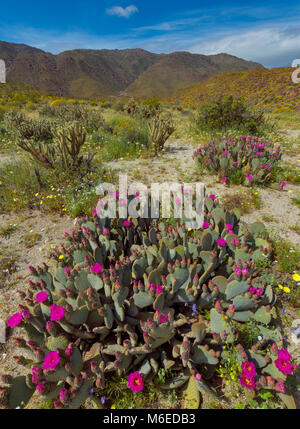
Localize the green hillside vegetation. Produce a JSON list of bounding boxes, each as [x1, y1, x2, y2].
[[166, 67, 300, 113]]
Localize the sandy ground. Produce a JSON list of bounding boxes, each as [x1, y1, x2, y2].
[[106, 138, 300, 243]]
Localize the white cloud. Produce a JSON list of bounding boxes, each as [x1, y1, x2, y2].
[[188, 26, 300, 67], [106, 5, 138, 18], [2, 17, 300, 67]]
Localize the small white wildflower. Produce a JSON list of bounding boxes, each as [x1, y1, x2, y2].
[[257, 336, 263, 341]]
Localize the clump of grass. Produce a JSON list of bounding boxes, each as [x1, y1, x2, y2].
[[221, 188, 262, 214], [261, 214, 275, 223], [89, 124, 149, 162], [275, 163, 300, 185], [94, 371, 179, 409], [289, 224, 300, 234], [0, 247, 18, 283], [232, 320, 260, 349], [291, 193, 300, 207], [0, 223, 18, 237], [0, 159, 114, 217], [271, 236, 300, 273], [22, 232, 42, 248]]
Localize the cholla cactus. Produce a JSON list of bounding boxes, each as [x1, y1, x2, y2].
[[1, 194, 296, 409], [51, 103, 104, 132], [125, 98, 161, 119], [193, 136, 282, 186], [148, 113, 176, 154], [4, 110, 52, 141], [15, 121, 94, 172], [53, 121, 94, 170]]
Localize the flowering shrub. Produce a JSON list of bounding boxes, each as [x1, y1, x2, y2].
[[192, 95, 267, 135], [193, 136, 282, 186], [0, 194, 297, 409], [108, 114, 149, 146]]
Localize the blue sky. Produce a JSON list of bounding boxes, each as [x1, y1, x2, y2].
[[1, 1, 300, 67]]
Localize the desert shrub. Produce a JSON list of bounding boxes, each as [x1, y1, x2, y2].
[[112, 100, 126, 112], [90, 128, 147, 162], [4, 110, 53, 141], [0, 158, 109, 216], [193, 136, 282, 186], [107, 114, 149, 146], [0, 105, 7, 121], [193, 95, 271, 136], [1, 194, 297, 409]]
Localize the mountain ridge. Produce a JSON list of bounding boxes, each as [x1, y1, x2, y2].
[[0, 40, 263, 98]]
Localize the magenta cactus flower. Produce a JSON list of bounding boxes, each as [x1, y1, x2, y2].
[[7, 313, 22, 328], [35, 291, 48, 303], [275, 358, 294, 375], [217, 238, 226, 247], [64, 266, 71, 276], [128, 371, 144, 393], [50, 304, 65, 322], [241, 361, 256, 378], [277, 349, 292, 362], [42, 351, 61, 371], [160, 313, 167, 323], [156, 285, 163, 295], [91, 263, 102, 274], [123, 220, 131, 227], [36, 381, 46, 394], [59, 388, 69, 403], [275, 381, 285, 393], [32, 366, 42, 377], [240, 374, 256, 390]]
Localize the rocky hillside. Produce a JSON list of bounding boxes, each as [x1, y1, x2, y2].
[[166, 67, 300, 112], [0, 41, 262, 98]]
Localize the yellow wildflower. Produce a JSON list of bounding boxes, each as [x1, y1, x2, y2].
[[292, 274, 300, 282], [283, 287, 291, 294], [278, 284, 283, 290], [59, 255, 64, 260]]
